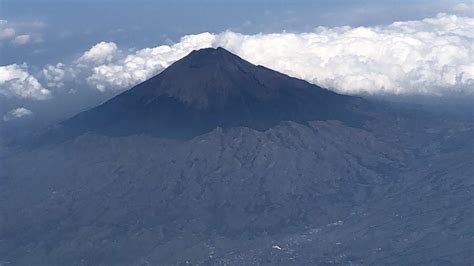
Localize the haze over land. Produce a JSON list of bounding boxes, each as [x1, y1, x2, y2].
[[1, 46, 473, 265], [0, 1, 473, 265]]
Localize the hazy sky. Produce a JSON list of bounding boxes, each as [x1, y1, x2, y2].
[[0, 0, 473, 131]]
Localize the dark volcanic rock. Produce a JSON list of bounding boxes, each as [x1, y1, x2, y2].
[[46, 47, 366, 141]]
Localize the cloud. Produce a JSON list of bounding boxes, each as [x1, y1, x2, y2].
[[39, 63, 80, 94], [86, 33, 215, 91], [218, 13, 474, 95], [12, 34, 31, 45], [78, 41, 119, 65], [36, 42, 121, 92], [0, 64, 51, 100], [41, 63, 67, 88], [20, 13, 474, 97], [0, 19, 45, 44], [76, 13, 473, 96], [3, 107, 33, 121], [0, 20, 15, 40], [0, 27, 15, 40], [452, 3, 473, 14]]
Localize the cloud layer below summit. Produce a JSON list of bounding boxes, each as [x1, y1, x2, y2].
[[1, 13, 473, 105]]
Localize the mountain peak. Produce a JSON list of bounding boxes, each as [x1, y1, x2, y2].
[[173, 47, 243, 70], [189, 46, 234, 56], [134, 46, 277, 109], [53, 48, 362, 140]]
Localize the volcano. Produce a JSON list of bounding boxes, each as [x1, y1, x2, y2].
[[52, 47, 366, 140], [1, 48, 473, 265]]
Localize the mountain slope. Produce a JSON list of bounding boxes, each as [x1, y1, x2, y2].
[[46, 47, 367, 141], [1, 48, 473, 265]]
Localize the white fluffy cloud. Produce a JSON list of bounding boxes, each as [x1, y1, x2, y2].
[[78, 14, 473, 96], [3, 107, 33, 121], [0, 64, 51, 100], [16, 13, 474, 97], [87, 33, 215, 91], [78, 41, 119, 65], [219, 14, 474, 95], [41, 63, 67, 88]]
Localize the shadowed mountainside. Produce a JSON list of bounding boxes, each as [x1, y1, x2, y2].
[[40, 47, 368, 142], [1, 48, 473, 265]]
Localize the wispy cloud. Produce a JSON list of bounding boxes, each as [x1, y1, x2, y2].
[[12, 34, 31, 45], [3, 107, 33, 121], [0, 18, 46, 45]]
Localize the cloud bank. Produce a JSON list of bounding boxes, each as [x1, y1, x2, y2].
[[3, 13, 474, 101], [80, 13, 473, 96]]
